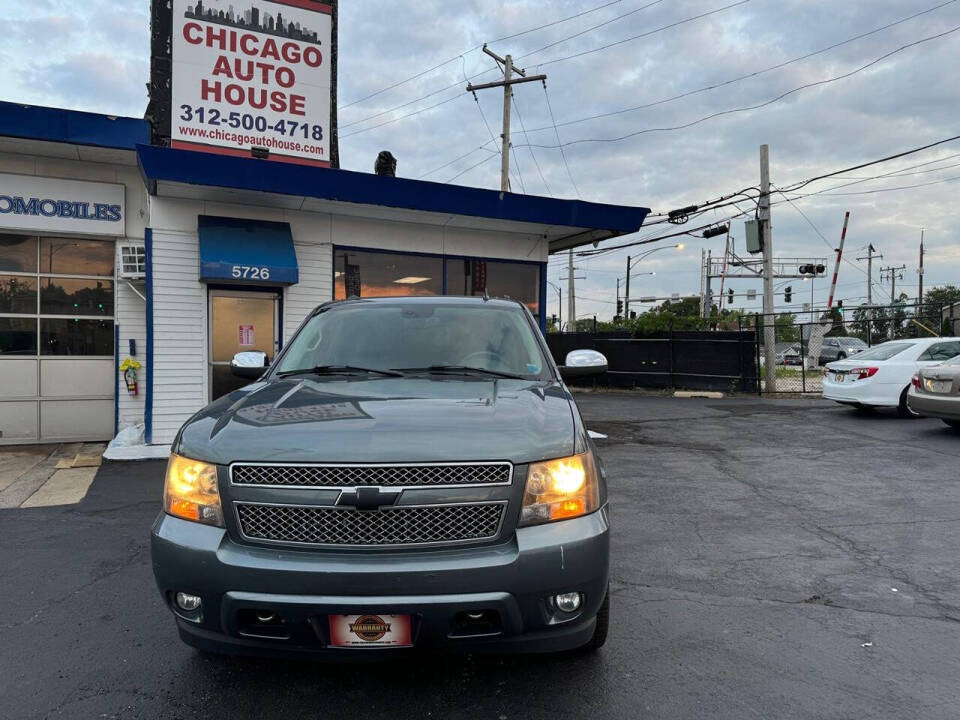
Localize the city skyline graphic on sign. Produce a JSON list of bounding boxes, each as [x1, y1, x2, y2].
[[184, 1, 323, 45]]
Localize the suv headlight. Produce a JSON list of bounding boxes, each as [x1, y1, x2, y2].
[[519, 451, 600, 526], [163, 453, 223, 527]]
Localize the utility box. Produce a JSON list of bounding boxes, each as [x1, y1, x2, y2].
[[745, 220, 763, 254]]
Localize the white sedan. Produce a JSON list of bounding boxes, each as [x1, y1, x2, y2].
[[822, 337, 960, 417]]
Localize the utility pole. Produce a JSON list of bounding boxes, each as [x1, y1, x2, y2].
[[881, 265, 906, 304], [625, 255, 631, 319], [760, 145, 775, 391], [857, 244, 882, 321], [616, 277, 620, 320], [567, 250, 576, 332], [918, 229, 925, 312], [467, 46, 547, 193]]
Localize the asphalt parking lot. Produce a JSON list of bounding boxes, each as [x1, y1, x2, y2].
[[2, 394, 959, 719]]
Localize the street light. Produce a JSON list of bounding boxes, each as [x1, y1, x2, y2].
[[625, 244, 682, 317]]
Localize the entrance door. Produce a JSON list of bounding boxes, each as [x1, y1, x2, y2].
[[208, 290, 279, 400]]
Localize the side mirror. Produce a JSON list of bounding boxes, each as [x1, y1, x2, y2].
[[230, 351, 268, 380], [559, 349, 608, 380]]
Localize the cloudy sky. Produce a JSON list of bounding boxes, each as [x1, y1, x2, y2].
[[2, 0, 958, 322]]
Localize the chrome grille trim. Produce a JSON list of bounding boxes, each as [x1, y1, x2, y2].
[[229, 462, 513, 489], [233, 501, 507, 548]]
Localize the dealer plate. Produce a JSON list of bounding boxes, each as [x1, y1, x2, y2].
[[925, 379, 952, 394], [329, 614, 412, 648], [834, 373, 846, 383]]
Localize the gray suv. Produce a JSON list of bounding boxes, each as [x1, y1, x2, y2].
[[151, 297, 611, 656]]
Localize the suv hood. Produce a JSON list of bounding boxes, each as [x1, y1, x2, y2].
[[176, 377, 576, 465]]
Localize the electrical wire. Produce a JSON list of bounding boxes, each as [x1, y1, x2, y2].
[[512, 96, 552, 196], [515, 0, 958, 134], [446, 152, 499, 183], [417, 141, 498, 180], [543, 84, 581, 198], [514, 25, 960, 151], [338, 0, 627, 110], [533, 0, 751, 68], [340, 1, 750, 135]]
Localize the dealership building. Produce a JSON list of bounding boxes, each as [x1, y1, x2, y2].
[[0, 101, 650, 446]]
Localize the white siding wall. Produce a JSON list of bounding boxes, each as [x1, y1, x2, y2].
[[116, 281, 147, 430], [284, 237, 332, 342], [149, 230, 207, 445]]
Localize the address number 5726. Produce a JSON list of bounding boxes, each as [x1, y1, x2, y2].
[[232, 266, 270, 280]]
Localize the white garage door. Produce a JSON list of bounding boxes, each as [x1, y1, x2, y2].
[[0, 234, 114, 444]]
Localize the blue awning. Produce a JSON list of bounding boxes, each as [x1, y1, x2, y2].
[[198, 215, 298, 285]]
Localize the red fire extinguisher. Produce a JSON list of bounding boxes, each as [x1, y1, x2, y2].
[[120, 358, 142, 396]]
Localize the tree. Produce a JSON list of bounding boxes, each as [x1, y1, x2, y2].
[[774, 313, 799, 342], [922, 285, 960, 316]]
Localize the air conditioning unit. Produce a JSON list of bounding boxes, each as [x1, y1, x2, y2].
[[117, 244, 146, 279]]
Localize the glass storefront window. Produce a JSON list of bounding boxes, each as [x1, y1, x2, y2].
[[333, 248, 542, 320], [0, 235, 38, 272], [40, 278, 114, 316], [445, 259, 540, 316], [40, 237, 115, 276], [40, 318, 114, 356], [0, 275, 38, 314], [0, 317, 37, 355], [334, 249, 444, 300]]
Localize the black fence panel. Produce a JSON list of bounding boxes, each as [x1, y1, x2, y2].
[[546, 329, 758, 393]]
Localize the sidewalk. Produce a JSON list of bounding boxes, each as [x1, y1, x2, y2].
[[0, 443, 105, 509]]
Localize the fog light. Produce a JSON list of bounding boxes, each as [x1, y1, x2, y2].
[[554, 592, 582, 613], [175, 592, 202, 612]]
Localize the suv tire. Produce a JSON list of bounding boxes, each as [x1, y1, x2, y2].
[[897, 387, 919, 419], [837, 352, 847, 361], [581, 587, 610, 651]]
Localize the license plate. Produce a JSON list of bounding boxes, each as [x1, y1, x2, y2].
[[834, 373, 845, 383], [329, 614, 412, 648], [925, 379, 952, 394]]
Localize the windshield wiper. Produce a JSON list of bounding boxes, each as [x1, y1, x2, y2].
[[397, 365, 526, 380], [277, 365, 405, 379]]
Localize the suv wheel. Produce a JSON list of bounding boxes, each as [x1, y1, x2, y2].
[[837, 352, 847, 360], [581, 587, 610, 651], [897, 387, 919, 419]]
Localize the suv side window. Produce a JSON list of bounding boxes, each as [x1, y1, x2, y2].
[[824, 338, 838, 347], [918, 342, 960, 361]]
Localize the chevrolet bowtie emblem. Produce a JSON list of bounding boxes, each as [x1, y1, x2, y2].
[[336, 487, 402, 511]]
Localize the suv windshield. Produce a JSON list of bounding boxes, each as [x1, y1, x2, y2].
[[275, 302, 549, 380], [850, 342, 915, 362]]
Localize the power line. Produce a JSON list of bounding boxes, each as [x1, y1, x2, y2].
[[340, 1, 749, 136], [543, 84, 581, 198], [446, 152, 500, 183], [515, 25, 960, 151], [340, 93, 466, 138], [532, 0, 751, 68], [516, 0, 958, 134], [514, 0, 666, 62], [512, 96, 551, 196], [417, 141, 498, 180], [338, 0, 626, 110], [793, 173, 960, 198]]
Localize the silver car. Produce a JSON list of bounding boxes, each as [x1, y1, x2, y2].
[[908, 354, 960, 429]]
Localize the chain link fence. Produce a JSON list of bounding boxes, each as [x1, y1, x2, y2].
[[755, 306, 947, 394]]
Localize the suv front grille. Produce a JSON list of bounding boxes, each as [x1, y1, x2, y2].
[[235, 502, 506, 547], [230, 462, 512, 488]]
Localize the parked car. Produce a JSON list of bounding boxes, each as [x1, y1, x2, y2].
[[776, 343, 803, 366], [822, 337, 960, 416], [908, 354, 960, 429], [151, 296, 612, 656], [818, 336, 868, 366]]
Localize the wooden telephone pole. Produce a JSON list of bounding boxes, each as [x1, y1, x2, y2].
[[467, 45, 546, 192]]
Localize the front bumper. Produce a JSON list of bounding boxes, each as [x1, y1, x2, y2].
[[151, 508, 610, 656]]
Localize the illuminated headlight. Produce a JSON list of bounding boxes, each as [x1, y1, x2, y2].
[[520, 451, 600, 526], [163, 453, 223, 527]]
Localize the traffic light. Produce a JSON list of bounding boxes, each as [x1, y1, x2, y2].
[[728, 288, 735, 305], [837, 300, 844, 316], [784, 286, 793, 303], [616, 299, 623, 317]]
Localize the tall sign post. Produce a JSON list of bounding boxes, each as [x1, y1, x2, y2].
[[148, 0, 339, 168]]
